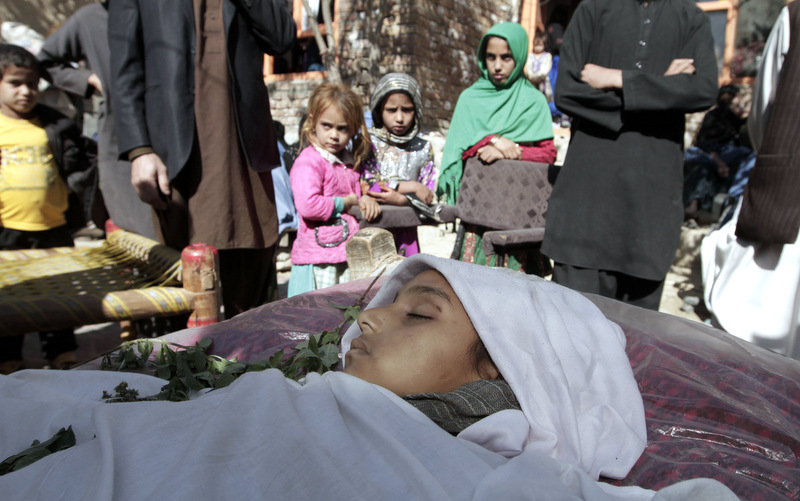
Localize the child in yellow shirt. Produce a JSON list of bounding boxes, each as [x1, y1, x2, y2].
[[0, 43, 93, 374]]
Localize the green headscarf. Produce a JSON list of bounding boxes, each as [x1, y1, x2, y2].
[[437, 22, 553, 203]]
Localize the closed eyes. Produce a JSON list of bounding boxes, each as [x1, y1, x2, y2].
[[406, 313, 432, 320]]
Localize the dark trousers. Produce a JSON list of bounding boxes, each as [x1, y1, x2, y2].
[[153, 180, 278, 319], [217, 247, 278, 319], [552, 262, 665, 311], [0, 226, 79, 362]]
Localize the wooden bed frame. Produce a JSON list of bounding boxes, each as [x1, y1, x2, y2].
[[0, 224, 220, 337]]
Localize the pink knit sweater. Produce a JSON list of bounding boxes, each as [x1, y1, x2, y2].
[[289, 145, 363, 265]]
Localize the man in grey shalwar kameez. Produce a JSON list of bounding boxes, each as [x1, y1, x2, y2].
[[38, 1, 156, 239], [542, 0, 718, 309]]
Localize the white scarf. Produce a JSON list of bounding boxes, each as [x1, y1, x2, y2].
[[342, 254, 648, 480]]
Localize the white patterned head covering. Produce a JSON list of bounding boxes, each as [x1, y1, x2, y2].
[[342, 254, 647, 480], [369, 73, 423, 145]]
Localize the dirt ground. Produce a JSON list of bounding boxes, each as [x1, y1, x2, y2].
[[21, 223, 713, 370], [661, 225, 713, 324]]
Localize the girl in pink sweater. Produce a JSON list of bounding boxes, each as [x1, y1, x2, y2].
[[288, 83, 381, 297]]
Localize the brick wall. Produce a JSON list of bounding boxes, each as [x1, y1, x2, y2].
[[267, 0, 517, 144], [408, 0, 511, 132], [267, 76, 323, 145]]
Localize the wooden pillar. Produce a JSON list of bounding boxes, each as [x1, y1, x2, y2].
[[520, 0, 544, 48]]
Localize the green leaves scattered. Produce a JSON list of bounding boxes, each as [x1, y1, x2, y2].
[[329, 300, 362, 326], [101, 381, 146, 402], [0, 426, 76, 476], [100, 337, 286, 402], [100, 268, 385, 402]]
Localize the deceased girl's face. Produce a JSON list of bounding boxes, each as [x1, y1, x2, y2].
[[344, 270, 484, 396]]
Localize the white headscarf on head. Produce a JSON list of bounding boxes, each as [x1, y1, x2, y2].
[[342, 254, 647, 480]]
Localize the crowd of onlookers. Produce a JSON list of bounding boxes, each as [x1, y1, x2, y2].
[[0, 0, 798, 377]]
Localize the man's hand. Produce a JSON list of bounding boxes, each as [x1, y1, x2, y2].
[[131, 153, 171, 210], [367, 185, 408, 206], [359, 195, 381, 221], [580, 64, 623, 90], [664, 58, 695, 76], [88, 73, 103, 96]]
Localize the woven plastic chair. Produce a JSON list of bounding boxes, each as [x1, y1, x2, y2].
[[0, 228, 220, 337], [455, 157, 557, 269], [350, 203, 457, 228]]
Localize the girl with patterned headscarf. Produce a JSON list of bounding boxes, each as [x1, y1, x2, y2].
[[363, 73, 437, 256]]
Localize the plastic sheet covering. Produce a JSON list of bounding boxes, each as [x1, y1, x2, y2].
[[589, 294, 800, 500], [83, 277, 800, 500]]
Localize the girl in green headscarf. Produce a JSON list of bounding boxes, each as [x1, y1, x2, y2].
[[438, 23, 556, 271], [438, 23, 555, 204]]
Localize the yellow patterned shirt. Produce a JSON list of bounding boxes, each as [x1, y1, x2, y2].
[[0, 112, 68, 231]]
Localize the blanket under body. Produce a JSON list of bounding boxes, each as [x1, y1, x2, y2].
[[0, 370, 737, 500]]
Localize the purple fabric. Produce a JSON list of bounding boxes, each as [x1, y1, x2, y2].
[[393, 227, 420, 256]]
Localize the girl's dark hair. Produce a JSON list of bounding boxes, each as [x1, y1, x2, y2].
[[0, 43, 40, 76], [468, 337, 503, 381]]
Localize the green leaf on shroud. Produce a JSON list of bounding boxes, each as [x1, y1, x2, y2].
[[343, 305, 361, 323], [215, 371, 235, 389], [194, 348, 208, 372], [156, 363, 172, 380], [223, 362, 246, 375], [0, 426, 76, 476], [319, 344, 340, 367]]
